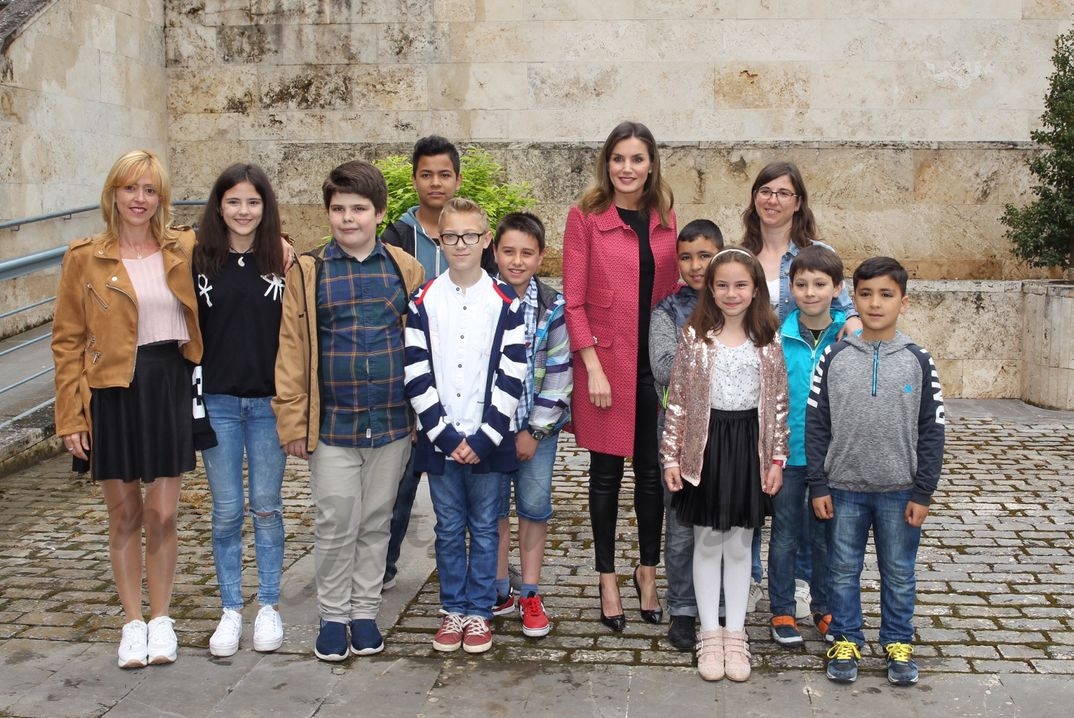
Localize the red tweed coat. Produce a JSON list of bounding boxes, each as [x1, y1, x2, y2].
[[562, 203, 679, 456]]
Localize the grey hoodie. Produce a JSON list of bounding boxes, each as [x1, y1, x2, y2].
[[806, 331, 945, 505]]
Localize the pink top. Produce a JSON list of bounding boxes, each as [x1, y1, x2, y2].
[[123, 253, 189, 347]]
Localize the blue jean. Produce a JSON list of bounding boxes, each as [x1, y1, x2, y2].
[[384, 449, 420, 582], [662, 479, 698, 616], [768, 466, 829, 616], [497, 432, 558, 522], [657, 411, 696, 616], [826, 488, 921, 646], [428, 462, 502, 619], [202, 394, 286, 609]]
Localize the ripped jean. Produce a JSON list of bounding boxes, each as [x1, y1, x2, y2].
[[203, 394, 286, 609]]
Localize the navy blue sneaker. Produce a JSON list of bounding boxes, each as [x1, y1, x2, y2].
[[350, 619, 384, 656], [314, 620, 348, 662], [885, 642, 919, 685], [825, 639, 861, 683]]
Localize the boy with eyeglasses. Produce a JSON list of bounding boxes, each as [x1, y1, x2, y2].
[[404, 198, 527, 654]]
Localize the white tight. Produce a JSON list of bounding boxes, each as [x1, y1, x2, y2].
[[692, 525, 754, 632]]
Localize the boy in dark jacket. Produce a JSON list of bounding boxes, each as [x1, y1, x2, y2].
[[648, 219, 723, 650]]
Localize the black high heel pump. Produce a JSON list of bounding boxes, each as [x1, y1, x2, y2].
[[633, 565, 664, 624], [598, 581, 626, 632]]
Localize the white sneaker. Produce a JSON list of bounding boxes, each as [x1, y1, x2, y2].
[[147, 616, 177, 665], [118, 619, 148, 669], [209, 608, 243, 657], [747, 580, 765, 613], [794, 579, 813, 620], [253, 605, 284, 652]]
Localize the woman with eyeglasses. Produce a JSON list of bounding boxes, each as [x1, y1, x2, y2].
[[562, 121, 679, 631], [741, 161, 859, 325], [740, 160, 860, 648]]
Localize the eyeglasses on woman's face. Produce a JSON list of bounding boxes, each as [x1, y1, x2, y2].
[[756, 187, 797, 202]]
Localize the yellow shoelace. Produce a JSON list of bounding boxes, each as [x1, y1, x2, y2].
[[827, 639, 862, 661], [885, 642, 914, 662]]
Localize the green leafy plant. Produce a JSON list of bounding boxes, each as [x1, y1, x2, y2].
[[1002, 28, 1074, 270], [375, 147, 536, 231]]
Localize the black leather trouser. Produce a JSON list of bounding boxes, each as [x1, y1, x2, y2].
[[588, 379, 663, 573]]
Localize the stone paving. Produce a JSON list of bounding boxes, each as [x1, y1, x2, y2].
[[1, 410, 1073, 678]]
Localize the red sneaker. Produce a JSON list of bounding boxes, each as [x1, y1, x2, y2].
[[492, 590, 516, 616], [432, 612, 466, 652], [462, 616, 493, 654], [518, 592, 551, 637]]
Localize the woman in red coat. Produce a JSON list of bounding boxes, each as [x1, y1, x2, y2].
[[563, 122, 679, 630]]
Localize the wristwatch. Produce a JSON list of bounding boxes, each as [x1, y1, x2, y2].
[[527, 428, 547, 441]]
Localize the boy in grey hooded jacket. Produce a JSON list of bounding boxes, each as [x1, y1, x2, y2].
[[806, 257, 945, 688]]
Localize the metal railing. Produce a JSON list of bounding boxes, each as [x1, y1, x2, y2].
[[0, 200, 206, 430], [0, 200, 206, 281]]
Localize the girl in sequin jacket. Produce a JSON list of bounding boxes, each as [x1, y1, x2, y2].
[[659, 247, 788, 683]]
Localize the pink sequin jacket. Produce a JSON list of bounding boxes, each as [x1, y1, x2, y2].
[[659, 326, 789, 487]]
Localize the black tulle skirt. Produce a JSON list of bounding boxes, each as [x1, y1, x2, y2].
[[74, 341, 195, 482], [672, 408, 770, 530]]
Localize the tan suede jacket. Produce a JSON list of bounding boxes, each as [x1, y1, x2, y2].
[[272, 242, 425, 454], [660, 326, 789, 486], [51, 229, 202, 438]]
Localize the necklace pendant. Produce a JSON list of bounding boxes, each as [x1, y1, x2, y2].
[[237, 255, 245, 267]]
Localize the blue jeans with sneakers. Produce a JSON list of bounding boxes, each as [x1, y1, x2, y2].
[[202, 394, 286, 610], [768, 465, 829, 617], [826, 488, 921, 646], [428, 462, 501, 619]]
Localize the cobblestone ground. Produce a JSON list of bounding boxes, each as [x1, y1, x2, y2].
[[1, 415, 1072, 676]]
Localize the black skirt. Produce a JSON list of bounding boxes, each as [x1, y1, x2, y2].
[[75, 341, 195, 482], [672, 408, 770, 530]]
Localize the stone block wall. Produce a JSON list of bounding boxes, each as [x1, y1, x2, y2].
[[0, 0, 169, 335], [163, 0, 1073, 279], [901, 280, 1024, 400]]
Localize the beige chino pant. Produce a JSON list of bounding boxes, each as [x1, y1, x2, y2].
[[308, 437, 411, 623]]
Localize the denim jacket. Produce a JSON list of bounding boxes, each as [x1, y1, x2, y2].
[[774, 240, 856, 323]]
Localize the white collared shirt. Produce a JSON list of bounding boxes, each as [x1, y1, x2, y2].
[[423, 271, 501, 436]]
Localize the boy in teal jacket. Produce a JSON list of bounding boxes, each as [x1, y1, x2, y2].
[[768, 244, 846, 646]]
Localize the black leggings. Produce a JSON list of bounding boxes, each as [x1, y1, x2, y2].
[[588, 379, 663, 573]]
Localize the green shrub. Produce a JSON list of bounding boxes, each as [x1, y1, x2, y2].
[[1002, 28, 1074, 270], [375, 147, 535, 231]]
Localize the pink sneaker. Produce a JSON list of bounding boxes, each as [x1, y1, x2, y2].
[[462, 615, 493, 653], [433, 612, 466, 652]]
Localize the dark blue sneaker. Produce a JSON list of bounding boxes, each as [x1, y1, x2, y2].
[[350, 619, 384, 656], [314, 620, 348, 662], [825, 639, 861, 683], [885, 642, 919, 685]]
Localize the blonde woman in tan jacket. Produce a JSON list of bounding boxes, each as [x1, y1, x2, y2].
[[52, 150, 201, 669]]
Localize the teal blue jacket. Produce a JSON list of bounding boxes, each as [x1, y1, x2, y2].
[[781, 308, 846, 466]]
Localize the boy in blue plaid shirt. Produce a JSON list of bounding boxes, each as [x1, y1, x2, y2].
[[274, 160, 424, 662]]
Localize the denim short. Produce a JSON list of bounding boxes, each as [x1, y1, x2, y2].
[[497, 431, 558, 522]]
